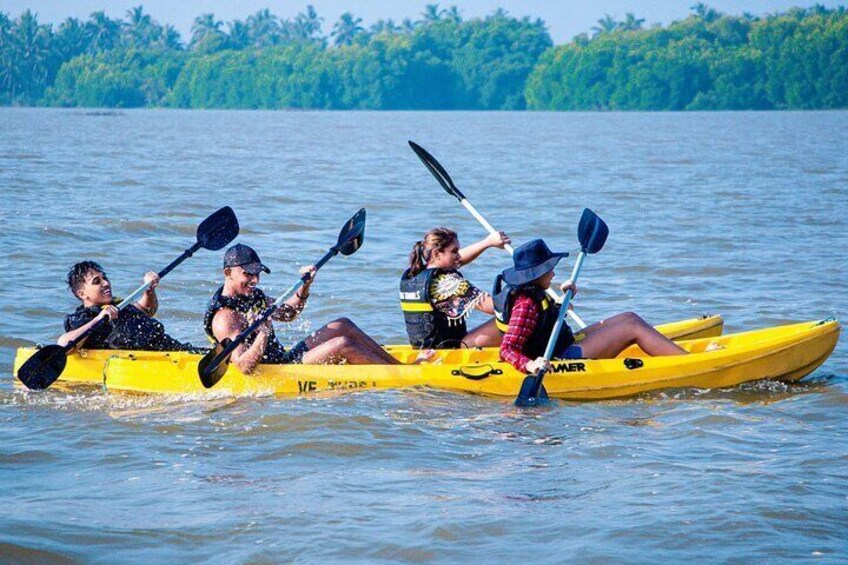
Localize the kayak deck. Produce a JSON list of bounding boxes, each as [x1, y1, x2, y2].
[[13, 318, 839, 401]]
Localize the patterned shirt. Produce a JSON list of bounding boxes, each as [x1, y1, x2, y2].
[[499, 293, 541, 372], [428, 271, 486, 324]]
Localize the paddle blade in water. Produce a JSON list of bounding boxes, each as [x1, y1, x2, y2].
[[16, 344, 68, 390], [197, 206, 240, 251], [337, 208, 366, 256], [198, 339, 231, 389], [408, 141, 464, 200], [514, 374, 551, 408], [578, 208, 609, 254]]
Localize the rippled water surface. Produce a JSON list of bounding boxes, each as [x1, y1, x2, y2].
[[1, 109, 846, 562]]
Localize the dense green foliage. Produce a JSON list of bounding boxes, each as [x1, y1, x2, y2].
[[1, 4, 846, 110], [526, 5, 848, 110]]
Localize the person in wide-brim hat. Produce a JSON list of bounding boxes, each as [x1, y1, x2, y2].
[[501, 238, 569, 286], [496, 239, 689, 376]]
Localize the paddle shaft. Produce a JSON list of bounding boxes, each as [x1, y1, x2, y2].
[[409, 140, 586, 327], [525, 250, 587, 399], [200, 246, 338, 377], [62, 241, 203, 353], [456, 196, 587, 329]]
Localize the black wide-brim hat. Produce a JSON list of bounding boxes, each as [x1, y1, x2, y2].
[[502, 239, 568, 286]]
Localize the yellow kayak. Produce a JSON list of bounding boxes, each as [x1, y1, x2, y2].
[[12, 315, 720, 389], [13, 318, 838, 400]]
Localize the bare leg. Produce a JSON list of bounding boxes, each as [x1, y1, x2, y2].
[[302, 335, 396, 365], [578, 312, 688, 359], [461, 319, 503, 348], [304, 317, 402, 364]]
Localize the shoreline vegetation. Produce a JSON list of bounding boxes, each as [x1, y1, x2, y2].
[[1, 3, 846, 110]]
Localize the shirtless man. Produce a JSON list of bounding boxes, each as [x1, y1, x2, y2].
[[205, 243, 424, 374]]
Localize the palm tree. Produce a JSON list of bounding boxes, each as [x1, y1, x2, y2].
[[444, 6, 462, 23], [421, 4, 445, 23], [591, 14, 619, 36], [370, 19, 399, 35], [401, 18, 417, 33], [620, 13, 645, 31], [158, 24, 182, 50], [331, 12, 363, 47], [55, 17, 90, 59], [293, 5, 323, 42], [226, 20, 249, 49], [0, 12, 17, 101], [10, 10, 56, 103], [190, 13, 223, 49], [124, 5, 154, 48], [246, 9, 280, 48], [86, 10, 122, 52], [691, 3, 721, 23]]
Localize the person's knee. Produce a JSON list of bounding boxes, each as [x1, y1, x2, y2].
[[331, 317, 356, 331], [331, 334, 355, 352], [620, 312, 654, 335], [618, 311, 644, 325]]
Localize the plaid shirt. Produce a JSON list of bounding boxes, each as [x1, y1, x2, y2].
[[499, 293, 541, 372]]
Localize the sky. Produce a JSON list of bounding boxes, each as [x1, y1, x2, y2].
[[2, 1, 844, 43]]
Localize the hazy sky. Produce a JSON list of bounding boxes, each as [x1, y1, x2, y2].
[[3, 1, 844, 43]]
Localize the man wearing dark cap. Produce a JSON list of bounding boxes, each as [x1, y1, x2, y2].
[[494, 239, 686, 374], [205, 243, 422, 374]]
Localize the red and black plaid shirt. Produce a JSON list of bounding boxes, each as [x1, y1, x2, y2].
[[499, 293, 542, 373]]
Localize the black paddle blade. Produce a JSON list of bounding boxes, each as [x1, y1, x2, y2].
[[577, 208, 609, 254], [16, 345, 68, 390], [337, 208, 367, 256], [515, 375, 551, 408], [408, 141, 465, 200], [197, 206, 240, 251], [198, 339, 231, 389]]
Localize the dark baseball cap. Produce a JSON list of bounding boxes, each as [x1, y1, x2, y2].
[[223, 243, 271, 275]]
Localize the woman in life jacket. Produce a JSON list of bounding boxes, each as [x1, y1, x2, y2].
[[496, 239, 687, 374], [399, 227, 510, 349]]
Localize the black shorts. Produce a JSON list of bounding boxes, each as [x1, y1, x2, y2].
[[281, 339, 309, 364]]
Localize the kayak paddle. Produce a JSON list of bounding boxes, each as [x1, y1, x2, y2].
[[198, 208, 367, 389], [515, 208, 608, 407], [16, 206, 240, 391], [407, 140, 588, 330]]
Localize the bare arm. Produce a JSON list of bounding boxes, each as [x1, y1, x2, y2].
[[211, 308, 271, 375], [135, 272, 159, 316], [476, 294, 495, 316], [57, 306, 118, 350], [272, 265, 316, 322], [458, 231, 510, 266]]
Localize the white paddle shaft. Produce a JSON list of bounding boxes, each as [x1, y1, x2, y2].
[[459, 198, 587, 330]]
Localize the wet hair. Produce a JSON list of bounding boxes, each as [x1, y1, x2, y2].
[[67, 261, 106, 298], [407, 227, 458, 277]]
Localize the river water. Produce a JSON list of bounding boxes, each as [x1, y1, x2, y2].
[[1, 108, 846, 562]]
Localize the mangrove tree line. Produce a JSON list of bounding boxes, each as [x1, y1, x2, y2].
[[0, 3, 845, 110]]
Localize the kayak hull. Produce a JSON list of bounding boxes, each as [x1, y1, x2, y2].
[[13, 318, 838, 401], [12, 315, 721, 391]]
